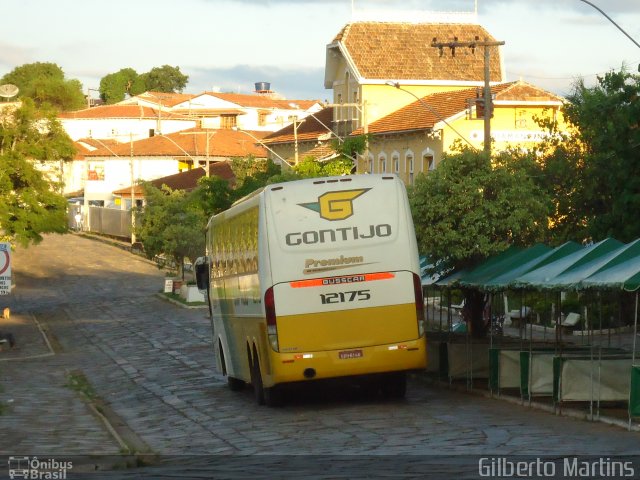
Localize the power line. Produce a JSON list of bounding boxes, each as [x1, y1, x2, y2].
[[578, 0, 640, 50]]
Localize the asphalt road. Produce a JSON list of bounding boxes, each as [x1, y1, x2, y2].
[[0, 234, 639, 479]]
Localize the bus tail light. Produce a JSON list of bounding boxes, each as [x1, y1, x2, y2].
[[413, 273, 425, 337], [265, 287, 279, 351]]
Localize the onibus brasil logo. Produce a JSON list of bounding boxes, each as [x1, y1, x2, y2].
[[8, 456, 72, 479], [298, 188, 370, 221]]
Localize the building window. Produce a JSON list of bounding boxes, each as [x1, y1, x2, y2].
[[406, 153, 415, 185], [392, 153, 400, 175], [352, 91, 360, 129], [516, 110, 528, 128], [378, 153, 387, 173], [423, 153, 435, 172], [258, 112, 268, 127], [220, 115, 237, 129]]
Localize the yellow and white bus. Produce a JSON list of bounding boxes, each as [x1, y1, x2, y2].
[[195, 174, 427, 406]]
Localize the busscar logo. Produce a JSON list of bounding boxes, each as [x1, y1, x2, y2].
[[299, 188, 370, 221]]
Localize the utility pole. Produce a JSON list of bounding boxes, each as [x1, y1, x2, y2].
[[178, 130, 217, 175], [431, 37, 505, 155], [292, 116, 300, 165], [130, 132, 136, 245]]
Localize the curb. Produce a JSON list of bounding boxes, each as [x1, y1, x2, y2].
[[154, 292, 208, 309]]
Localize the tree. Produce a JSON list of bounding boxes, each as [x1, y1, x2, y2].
[[409, 147, 551, 336], [1, 62, 85, 111], [193, 175, 234, 217], [136, 184, 207, 279], [266, 156, 353, 185], [99, 68, 145, 104], [0, 99, 75, 246], [333, 134, 367, 170], [559, 69, 640, 242], [99, 65, 189, 104], [138, 65, 188, 93], [231, 158, 281, 199], [530, 116, 587, 244]]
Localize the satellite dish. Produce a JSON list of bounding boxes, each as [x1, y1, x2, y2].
[[0, 84, 19, 99]]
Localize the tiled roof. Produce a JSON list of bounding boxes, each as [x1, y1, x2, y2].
[[84, 127, 268, 158], [171, 108, 246, 116], [134, 91, 197, 107], [301, 143, 339, 162], [203, 92, 320, 110], [59, 104, 188, 120], [351, 82, 522, 136], [261, 107, 335, 144], [112, 162, 235, 197], [73, 141, 91, 160], [493, 81, 563, 103], [331, 22, 503, 82], [74, 138, 120, 159]]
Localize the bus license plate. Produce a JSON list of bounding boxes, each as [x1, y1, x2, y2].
[[339, 349, 363, 360]]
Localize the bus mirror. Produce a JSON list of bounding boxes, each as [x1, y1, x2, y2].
[[194, 256, 210, 293]]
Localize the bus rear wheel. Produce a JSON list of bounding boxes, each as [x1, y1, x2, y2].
[[381, 372, 407, 399], [227, 376, 245, 391], [251, 354, 265, 405], [263, 385, 284, 407]]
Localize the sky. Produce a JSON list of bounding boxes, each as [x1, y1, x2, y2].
[[1, 0, 640, 102]]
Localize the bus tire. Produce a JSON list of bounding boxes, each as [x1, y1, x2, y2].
[[251, 352, 265, 405], [381, 372, 407, 399], [264, 385, 284, 407], [205, 289, 213, 318], [227, 376, 245, 391]]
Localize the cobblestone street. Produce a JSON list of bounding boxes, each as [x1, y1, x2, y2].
[[0, 234, 639, 479]]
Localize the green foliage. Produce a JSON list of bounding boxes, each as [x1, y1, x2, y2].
[[409, 147, 551, 275], [534, 68, 640, 243], [230, 157, 280, 195], [333, 134, 368, 163], [139, 65, 188, 93], [99, 65, 188, 104], [194, 175, 233, 216], [1, 62, 85, 111], [99, 68, 144, 104], [0, 99, 73, 246], [562, 69, 640, 242], [293, 157, 323, 177], [267, 157, 353, 184], [2, 62, 64, 87], [136, 184, 207, 278], [530, 115, 587, 244]]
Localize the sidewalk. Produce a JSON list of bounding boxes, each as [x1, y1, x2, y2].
[[0, 311, 122, 456]]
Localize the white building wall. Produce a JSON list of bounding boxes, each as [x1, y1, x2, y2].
[[82, 157, 180, 206], [172, 94, 321, 132], [60, 118, 197, 141]]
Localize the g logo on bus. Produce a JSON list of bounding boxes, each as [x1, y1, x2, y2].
[[299, 188, 370, 221]]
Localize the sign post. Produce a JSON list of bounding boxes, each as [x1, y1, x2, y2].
[[0, 242, 11, 295]]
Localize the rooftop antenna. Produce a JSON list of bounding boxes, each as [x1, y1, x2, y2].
[[0, 84, 19, 100]]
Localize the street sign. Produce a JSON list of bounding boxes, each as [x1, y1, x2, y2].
[[0, 242, 11, 295]]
